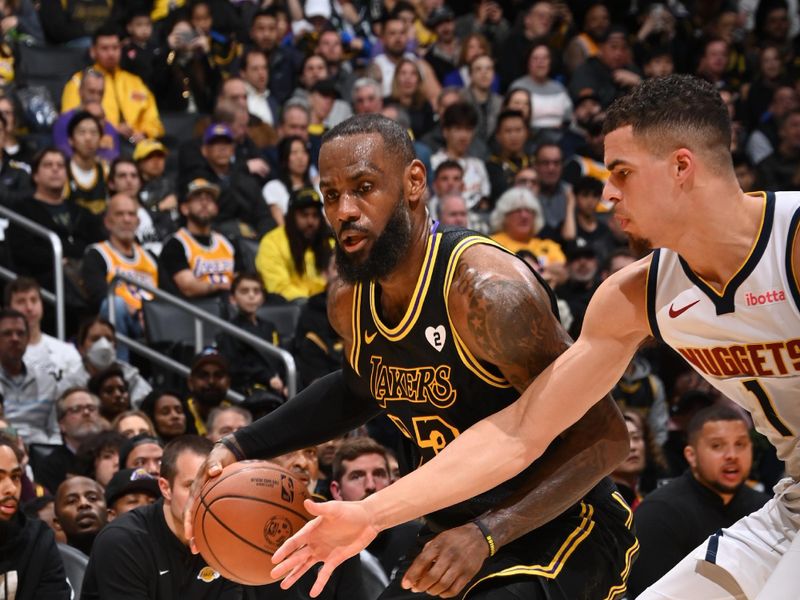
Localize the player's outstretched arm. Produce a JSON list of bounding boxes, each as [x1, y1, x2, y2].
[[271, 259, 652, 594]]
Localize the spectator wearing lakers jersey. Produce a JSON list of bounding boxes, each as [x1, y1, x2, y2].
[[7, 148, 104, 303], [61, 25, 164, 143], [158, 178, 236, 299], [82, 194, 158, 355], [66, 111, 109, 216], [255, 187, 332, 302]]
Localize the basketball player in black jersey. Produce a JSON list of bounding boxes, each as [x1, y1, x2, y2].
[[186, 115, 636, 599]]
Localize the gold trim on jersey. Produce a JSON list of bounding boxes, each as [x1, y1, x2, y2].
[[686, 192, 767, 297], [349, 283, 363, 375], [462, 502, 595, 598], [386, 413, 413, 438], [598, 491, 638, 600], [610, 491, 634, 529], [369, 232, 441, 341], [443, 236, 512, 389]]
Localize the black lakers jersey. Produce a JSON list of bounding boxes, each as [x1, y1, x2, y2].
[[68, 161, 109, 215], [348, 224, 560, 528]]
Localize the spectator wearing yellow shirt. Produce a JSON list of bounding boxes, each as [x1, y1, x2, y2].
[[61, 25, 164, 143], [489, 186, 566, 266], [256, 187, 333, 302]]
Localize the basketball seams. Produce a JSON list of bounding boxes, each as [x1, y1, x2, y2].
[[200, 461, 295, 499], [199, 506, 268, 586], [203, 495, 312, 524]]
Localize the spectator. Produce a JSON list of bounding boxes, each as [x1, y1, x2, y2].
[[151, 16, 221, 114], [486, 110, 533, 202], [745, 84, 798, 165], [157, 178, 236, 299], [428, 159, 464, 212], [186, 123, 273, 240], [65, 110, 108, 215], [420, 87, 488, 159], [510, 42, 573, 134], [262, 135, 313, 227], [205, 405, 252, 443], [57, 317, 152, 406], [111, 410, 156, 439], [437, 194, 469, 228], [87, 365, 131, 421], [0, 96, 36, 170], [82, 194, 158, 349], [52, 68, 120, 163], [489, 187, 565, 266], [118, 433, 163, 477], [241, 47, 279, 127], [315, 28, 354, 102], [20, 495, 65, 544], [351, 78, 384, 115], [755, 108, 800, 190], [293, 258, 343, 389], [247, 7, 300, 104], [81, 436, 241, 599], [628, 406, 770, 598], [563, 2, 611, 74], [613, 350, 670, 446], [533, 142, 571, 230], [120, 8, 157, 84], [514, 166, 540, 196], [306, 79, 341, 163], [61, 25, 164, 143], [54, 475, 108, 556], [291, 54, 352, 130], [216, 272, 285, 398], [733, 152, 757, 192], [0, 308, 58, 444], [695, 36, 732, 90], [135, 139, 177, 216], [0, 111, 33, 207], [387, 58, 434, 140], [4, 277, 82, 377], [744, 43, 789, 128], [609, 412, 649, 511], [569, 26, 642, 109], [430, 102, 490, 211], [368, 13, 414, 97], [556, 245, 601, 337], [38, 0, 112, 45], [36, 387, 104, 495], [559, 175, 619, 264], [7, 148, 104, 306], [497, 1, 558, 87], [442, 32, 496, 91], [185, 349, 231, 437], [464, 54, 502, 144], [105, 467, 160, 519], [256, 187, 332, 303], [74, 429, 126, 487], [424, 6, 459, 83], [139, 390, 187, 443], [0, 438, 70, 599], [560, 92, 603, 162], [454, 1, 510, 50]]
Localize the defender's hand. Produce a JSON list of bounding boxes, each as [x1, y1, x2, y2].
[[402, 524, 489, 598], [271, 499, 379, 597]]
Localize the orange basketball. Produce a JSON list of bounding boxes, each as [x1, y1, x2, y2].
[[191, 460, 312, 586]]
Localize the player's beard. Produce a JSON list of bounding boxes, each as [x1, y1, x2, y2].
[[627, 234, 653, 258], [335, 198, 412, 284]]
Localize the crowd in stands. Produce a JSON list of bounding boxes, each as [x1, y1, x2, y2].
[[0, 0, 797, 598]]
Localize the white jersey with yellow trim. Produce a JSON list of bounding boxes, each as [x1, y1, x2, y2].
[[647, 191, 800, 478]]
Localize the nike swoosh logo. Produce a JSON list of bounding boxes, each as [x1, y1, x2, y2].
[[668, 300, 700, 318], [364, 330, 377, 344], [159, 570, 169, 576]]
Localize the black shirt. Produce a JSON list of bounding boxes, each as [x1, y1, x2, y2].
[[81, 499, 242, 600], [628, 471, 770, 597]]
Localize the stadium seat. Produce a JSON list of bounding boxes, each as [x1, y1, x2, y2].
[[161, 112, 200, 149], [58, 542, 89, 598], [143, 296, 225, 350], [16, 43, 90, 112], [257, 303, 301, 350]]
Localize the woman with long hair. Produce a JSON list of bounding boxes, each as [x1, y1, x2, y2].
[[261, 136, 313, 226], [388, 58, 434, 139]]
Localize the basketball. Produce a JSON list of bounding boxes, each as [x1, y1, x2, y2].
[[191, 460, 313, 586]]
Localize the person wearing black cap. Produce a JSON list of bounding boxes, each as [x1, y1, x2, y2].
[[183, 122, 275, 241], [555, 244, 600, 338], [158, 176, 237, 299], [307, 79, 340, 167], [106, 467, 161, 519], [255, 187, 333, 302], [185, 349, 233, 436], [119, 433, 164, 478], [423, 6, 459, 82]]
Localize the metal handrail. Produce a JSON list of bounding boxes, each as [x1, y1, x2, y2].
[[0, 204, 65, 340], [107, 273, 297, 398]]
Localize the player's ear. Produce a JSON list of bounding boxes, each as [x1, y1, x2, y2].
[[683, 444, 697, 468], [329, 481, 343, 501], [405, 159, 427, 205], [673, 148, 693, 182], [107, 507, 117, 522]]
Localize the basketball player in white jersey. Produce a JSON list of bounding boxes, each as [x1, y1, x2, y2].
[[269, 75, 800, 599]]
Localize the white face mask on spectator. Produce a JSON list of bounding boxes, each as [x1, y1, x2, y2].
[[87, 337, 116, 369]]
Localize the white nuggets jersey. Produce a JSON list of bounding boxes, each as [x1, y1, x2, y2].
[[648, 192, 800, 478]]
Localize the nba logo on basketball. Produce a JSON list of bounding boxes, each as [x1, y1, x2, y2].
[[280, 474, 295, 502]]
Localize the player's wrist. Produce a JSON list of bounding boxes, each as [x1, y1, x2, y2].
[[471, 518, 497, 557], [217, 434, 246, 462]]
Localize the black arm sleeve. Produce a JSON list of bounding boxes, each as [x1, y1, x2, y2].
[[233, 366, 381, 459], [81, 247, 109, 310]]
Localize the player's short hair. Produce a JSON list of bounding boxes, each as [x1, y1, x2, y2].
[[322, 114, 416, 168], [160, 435, 213, 486], [603, 74, 732, 173], [331, 437, 388, 483], [686, 405, 749, 446]]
